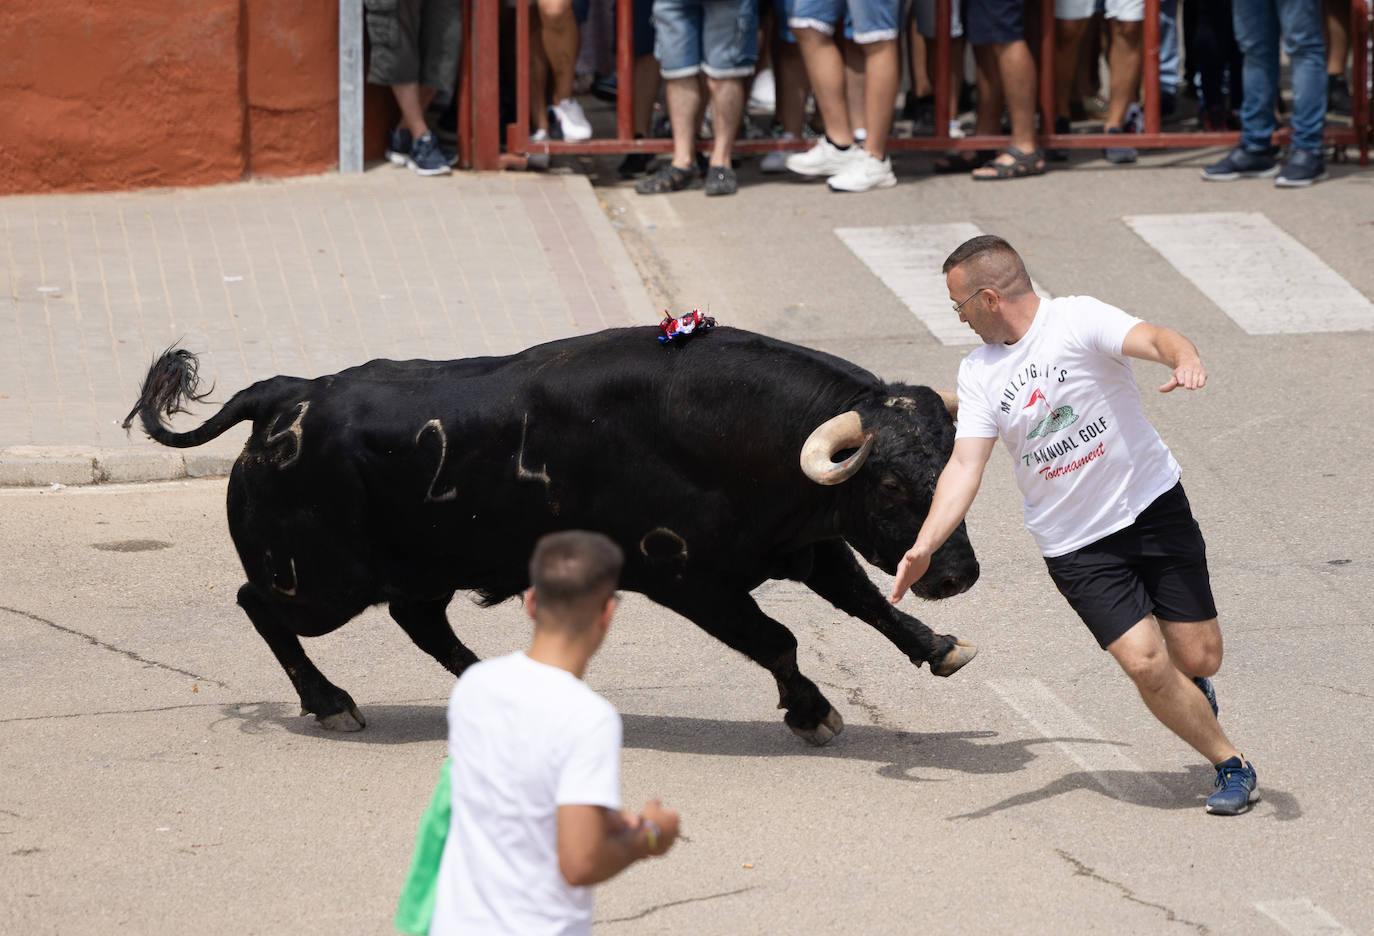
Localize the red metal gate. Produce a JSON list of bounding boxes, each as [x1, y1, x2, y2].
[[456, 0, 1372, 170]]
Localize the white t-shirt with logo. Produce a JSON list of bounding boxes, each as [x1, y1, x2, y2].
[[430, 651, 622, 936], [955, 295, 1181, 557]]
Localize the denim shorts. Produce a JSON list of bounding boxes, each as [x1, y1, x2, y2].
[[790, 0, 902, 43], [776, 0, 854, 43], [1055, 0, 1142, 21], [654, 0, 759, 79]]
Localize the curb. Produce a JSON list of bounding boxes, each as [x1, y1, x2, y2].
[[0, 446, 237, 488]]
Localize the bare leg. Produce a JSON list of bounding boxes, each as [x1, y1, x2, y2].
[[706, 76, 745, 167], [1107, 615, 1240, 765], [774, 39, 810, 136], [861, 38, 899, 159], [1055, 18, 1090, 120], [795, 27, 853, 144], [842, 37, 867, 137], [537, 0, 579, 103], [972, 43, 1004, 136], [393, 83, 438, 139], [665, 75, 703, 170], [530, 10, 552, 132], [1323, 0, 1349, 75], [632, 53, 661, 136], [1104, 17, 1142, 128]]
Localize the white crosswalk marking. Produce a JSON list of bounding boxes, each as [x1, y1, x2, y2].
[[1255, 898, 1352, 935], [1124, 211, 1374, 335], [987, 678, 1169, 798], [835, 223, 1050, 346]]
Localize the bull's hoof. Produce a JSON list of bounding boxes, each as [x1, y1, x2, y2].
[[314, 705, 367, 732], [931, 638, 978, 677], [788, 707, 845, 746]]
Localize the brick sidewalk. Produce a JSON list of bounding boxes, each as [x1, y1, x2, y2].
[[0, 169, 653, 486]]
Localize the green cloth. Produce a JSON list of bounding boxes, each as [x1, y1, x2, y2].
[[395, 758, 452, 935]]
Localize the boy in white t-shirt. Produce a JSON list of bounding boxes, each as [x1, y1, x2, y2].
[[889, 235, 1260, 816], [427, 531, 681, 935]]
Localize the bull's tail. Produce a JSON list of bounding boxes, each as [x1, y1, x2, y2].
[[122, 347, 260, 449]]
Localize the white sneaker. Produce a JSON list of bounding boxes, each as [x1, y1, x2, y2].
[[827, 150, 897, 192], [948, 120, 966, 139], [526, 129, 551, 170], [550, 98, 592, 142], [786, 138, 863, 177], [760, 133, 797, 173]]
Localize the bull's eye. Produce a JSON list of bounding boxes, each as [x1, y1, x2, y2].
[[879, 477, 906, 503]]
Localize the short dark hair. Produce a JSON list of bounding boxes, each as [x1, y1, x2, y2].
[[942, 235, 1033, 297], [528, 530, 624, 619]]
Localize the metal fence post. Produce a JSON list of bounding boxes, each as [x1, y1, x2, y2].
[[339, 0, 365, 173]]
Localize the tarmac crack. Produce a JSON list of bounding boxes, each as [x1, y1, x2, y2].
[[1314, 682, 1374, 702], [0, 604, 227, 689], [598, 886, 757, 925], [1056, 850, 1211, 934]]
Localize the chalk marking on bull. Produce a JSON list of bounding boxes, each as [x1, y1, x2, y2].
[[415, 418, 458, 503], [987, 678, 1169, 798], [639, 527, 688, 561], [517, 413, 552, 488], [1255, 898, 1353, 935], [264, 400, 310, 468]]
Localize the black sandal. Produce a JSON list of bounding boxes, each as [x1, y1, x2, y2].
[[634, 163, 697, 194], [934, 149, 996, 174], [971, 146, 1046, 180]]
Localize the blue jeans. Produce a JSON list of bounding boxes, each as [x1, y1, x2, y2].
[[1158, 0, 1179, 94], [1231, 0, 1326, 154]]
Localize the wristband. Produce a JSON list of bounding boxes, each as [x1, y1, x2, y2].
[[642, 818, 660, 853]]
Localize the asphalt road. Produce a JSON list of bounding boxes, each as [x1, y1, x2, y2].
[[3, 150, 1373, 936]]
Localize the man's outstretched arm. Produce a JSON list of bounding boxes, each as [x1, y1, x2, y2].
[[557, 799, 680, 887], [889, 435, 996, 603], [1122, 322, 1207, 392]]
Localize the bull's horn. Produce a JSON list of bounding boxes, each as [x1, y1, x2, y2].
[[800, 411, 874, 485], [936, 390, 958, 417]]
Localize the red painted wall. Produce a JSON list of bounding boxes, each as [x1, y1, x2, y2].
[[0, 0, 345, 194]]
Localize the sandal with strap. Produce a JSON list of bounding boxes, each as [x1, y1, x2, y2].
[[972, 146, 1046, 180], [635, 162, 697, 194], [933, 149, 996, 174]]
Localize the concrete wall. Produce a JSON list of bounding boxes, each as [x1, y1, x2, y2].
[[0, 0, 348, 194]]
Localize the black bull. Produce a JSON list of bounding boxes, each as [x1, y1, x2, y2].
[[124, 326, 979, 745]]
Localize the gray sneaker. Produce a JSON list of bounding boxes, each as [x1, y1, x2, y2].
[[703, 165, 738, 196], [1275, 148, 1329, 187]]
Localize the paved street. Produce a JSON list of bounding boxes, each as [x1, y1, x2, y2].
[[2, 149, 1373, 935]]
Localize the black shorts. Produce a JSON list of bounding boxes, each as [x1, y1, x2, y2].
[[1044, 482, 1218, 650], [962, 0, 1025, 45]]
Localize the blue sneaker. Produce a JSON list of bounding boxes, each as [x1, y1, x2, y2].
[[1275, 148, 1329, 188], [386, 127, 413, 166], [1206, 757, 1260, 815], [1193, 676, 1219, 717], [407, 132, 452, 176], [1201, 145, 1280, 181]]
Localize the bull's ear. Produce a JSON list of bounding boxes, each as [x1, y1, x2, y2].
[[936, 390, 958, 419]]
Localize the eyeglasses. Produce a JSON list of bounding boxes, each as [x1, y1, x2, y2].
[[952, 287, 988, 314]]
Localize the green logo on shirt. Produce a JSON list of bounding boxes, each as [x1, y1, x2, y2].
[[1023, 387, 1080, 440], [1027, 405, 1079, 440]]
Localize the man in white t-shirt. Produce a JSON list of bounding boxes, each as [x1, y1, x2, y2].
[[888, 234, 1260, 816], [430, 531, 682, 935]]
